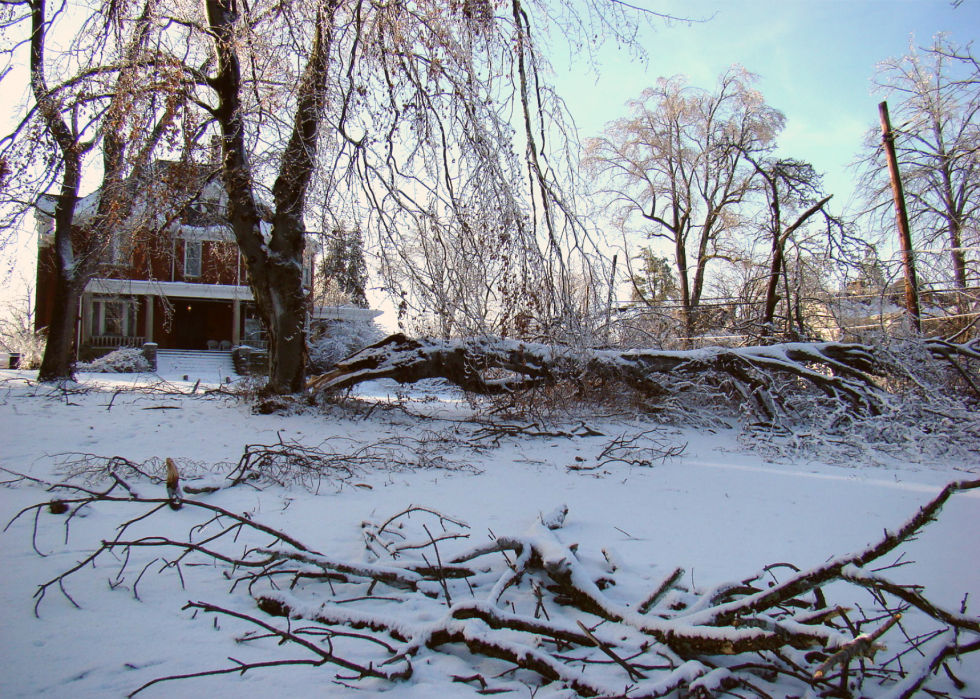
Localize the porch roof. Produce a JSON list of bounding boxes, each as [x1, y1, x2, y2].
[[86, 279, 383, 322], [86, 278, 253, 301]]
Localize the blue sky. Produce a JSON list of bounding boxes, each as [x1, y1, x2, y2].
[[551, 0, 980, 211]]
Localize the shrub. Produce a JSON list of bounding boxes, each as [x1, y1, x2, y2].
[[308, 320, 382, 373], [76, 347, 151, 373]]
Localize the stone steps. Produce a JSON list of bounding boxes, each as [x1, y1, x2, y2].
[[156, 350, 236, 379]]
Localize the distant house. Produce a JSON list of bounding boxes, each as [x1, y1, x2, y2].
[[811, 282, 977, 342], [34, 160, 380, 361]]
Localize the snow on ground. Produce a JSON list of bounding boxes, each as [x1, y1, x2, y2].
[[1, 368, 978, 698]]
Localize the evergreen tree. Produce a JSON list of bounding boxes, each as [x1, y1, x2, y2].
[[631, 248, 677, 304], [319, 228, 369, 308]]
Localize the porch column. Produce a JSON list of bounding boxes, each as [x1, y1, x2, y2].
[[76, 295, 84, 356], [232, 298, 241, 346], [80, 294, 93, 346], [145, 294, 154, 343]]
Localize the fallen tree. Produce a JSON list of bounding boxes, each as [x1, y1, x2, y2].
[[309, 335, 980, 422], [309, 334, 888, 416]]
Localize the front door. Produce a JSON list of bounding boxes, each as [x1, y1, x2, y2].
[[173, 301, 208, 349]]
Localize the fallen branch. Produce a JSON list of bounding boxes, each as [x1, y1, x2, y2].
[[309, 334, 886, 419], [11, 478, 980, 697]]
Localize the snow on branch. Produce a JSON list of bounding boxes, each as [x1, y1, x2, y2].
[[9, 476, 980, 698], [308, 334, 886, 419]]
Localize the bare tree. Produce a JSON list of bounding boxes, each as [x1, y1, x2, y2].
[[742, 156, 834, 338], [859, 35, 980, 303], [192, 0, 338, 395], [174, 0, 686, 392], [1, 0, 186, 381], [0, 287, 44, 367], [584, 67, 785, 345], [26, 0, 98, 381]]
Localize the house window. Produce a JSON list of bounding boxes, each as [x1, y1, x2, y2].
[[302, 257, 312, 289], [101, 230, 127, 265], [104, 302, 125, 335], [184, 240, 202, 278], [92, 299, 138, 337]]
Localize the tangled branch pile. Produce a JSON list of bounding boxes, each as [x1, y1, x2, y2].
[[311, 334, 980, 463], [10, 476, 979, 698], [45, 431, 477, 498], [309, 335, 887, 418]]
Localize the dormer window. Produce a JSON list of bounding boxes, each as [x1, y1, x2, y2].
[[184, 240, 202, 278]]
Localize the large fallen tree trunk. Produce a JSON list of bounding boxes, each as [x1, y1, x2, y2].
[[309, 334, 886, 417]]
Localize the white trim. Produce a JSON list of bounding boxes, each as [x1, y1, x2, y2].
[[85, 280, 383, 321], [86, 278, 254, 301], [180, 225, 236, 243]]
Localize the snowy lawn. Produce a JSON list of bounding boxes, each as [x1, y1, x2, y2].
[[1, 369, 978, 698]]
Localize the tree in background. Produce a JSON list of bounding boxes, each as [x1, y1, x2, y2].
[[318, 227, 369, 309], [0, 288, 45, 368], [1, 0, 186, 381], [859, 35, 980, 304], [584, 67, 785, 345], [741, 157, 835, 339], [630, 247, 677, 305]]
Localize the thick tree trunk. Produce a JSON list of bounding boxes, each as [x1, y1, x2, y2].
[[674, 240, 693, 348], [310, 334, 885, 418], [32, 0, 84, 382], [37, 269, 80, 381], [936, 126, 968, 295], [257, 257, 309, 395], [206, 0, 333, 394], [948, 218, 968, 302], [36, 181, 83, 382]]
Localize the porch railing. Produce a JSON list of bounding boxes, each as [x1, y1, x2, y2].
[[90, 335, 146, 349]]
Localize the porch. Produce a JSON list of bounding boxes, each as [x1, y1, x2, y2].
[[81, 279, 258, 355], [79, 277, 381, 358]]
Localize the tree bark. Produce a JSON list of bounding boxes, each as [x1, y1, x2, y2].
[[674, 239, 693, 346], [36, 243, 81, 381], [206, 0, 335, 394], [32, 0, 85, 382], [32, 0, 162, 381]]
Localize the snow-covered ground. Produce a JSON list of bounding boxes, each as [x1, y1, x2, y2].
[[1, 368, 978, 698]]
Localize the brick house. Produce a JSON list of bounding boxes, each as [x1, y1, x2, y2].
[[34, 160, 379, 362]]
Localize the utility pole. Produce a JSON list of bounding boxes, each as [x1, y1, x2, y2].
[[878, 101, 921, 333], [604, 253, 617, 344]]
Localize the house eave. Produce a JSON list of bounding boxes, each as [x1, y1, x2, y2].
[[85, 278, 254, 301]]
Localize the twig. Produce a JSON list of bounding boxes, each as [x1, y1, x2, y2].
[[576, 620, 647, 681]]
